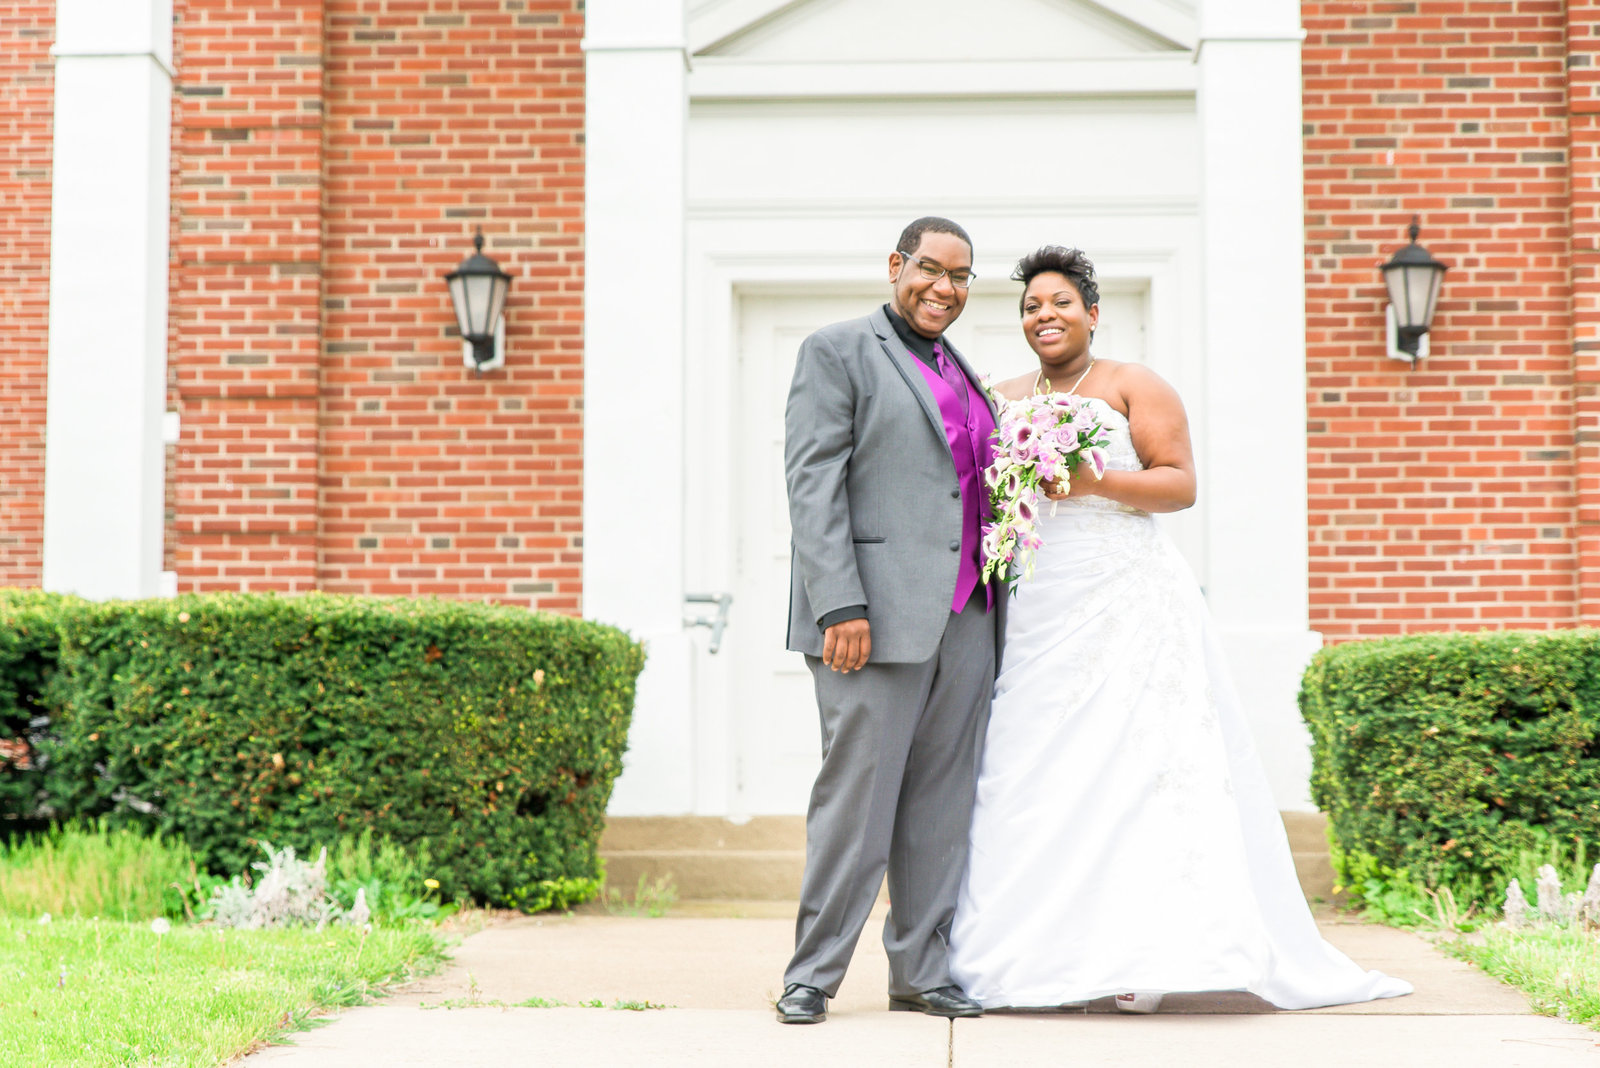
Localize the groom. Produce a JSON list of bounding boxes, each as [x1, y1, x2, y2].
[[777, 217, 1003, 1024]]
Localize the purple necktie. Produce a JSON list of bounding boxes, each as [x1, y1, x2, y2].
[[933, 343, 970, 417]]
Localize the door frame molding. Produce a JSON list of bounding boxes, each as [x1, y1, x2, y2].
[[682, 217, 1200, 815]]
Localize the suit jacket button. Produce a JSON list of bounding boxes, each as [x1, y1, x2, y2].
[[949, 540, 960, 551], [950, 489, 960, 499]]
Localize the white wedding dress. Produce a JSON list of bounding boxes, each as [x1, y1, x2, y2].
[[948, 398, 1412, 1010]]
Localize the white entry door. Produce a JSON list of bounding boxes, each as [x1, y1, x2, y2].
[[708, 282, 1167, 815]]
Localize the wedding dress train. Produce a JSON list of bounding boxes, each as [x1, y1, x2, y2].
[[948, 398, 1411, 1010]]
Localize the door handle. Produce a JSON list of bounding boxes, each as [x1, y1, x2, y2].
[[684, 592, 733, 654]]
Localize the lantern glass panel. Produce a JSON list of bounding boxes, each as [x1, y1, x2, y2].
[[1384, 262, 1442, 331], [1411, 262, 1443, 327], [485, 275, 509, 338], [462, 274, 498, 338], [447, 274, 473, 337]]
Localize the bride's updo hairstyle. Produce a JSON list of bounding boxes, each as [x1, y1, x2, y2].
[[1011, 246, 1100, 316]]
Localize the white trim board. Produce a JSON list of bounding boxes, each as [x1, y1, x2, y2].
[[689, 0, 1197, 56], [686, 195, 1199, 222], [689, 56, 1197, 100]]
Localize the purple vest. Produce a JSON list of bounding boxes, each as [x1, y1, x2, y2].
[[914, 346, 997, 612]]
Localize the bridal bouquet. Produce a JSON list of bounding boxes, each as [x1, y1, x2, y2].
[[979, 390, 1110, 587]]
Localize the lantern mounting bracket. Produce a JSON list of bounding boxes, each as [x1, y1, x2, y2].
[[1385, 303, 1427, 365], [463, 316, 506, 373]]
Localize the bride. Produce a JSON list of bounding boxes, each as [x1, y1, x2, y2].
[[947, 246, 1412, 1013]]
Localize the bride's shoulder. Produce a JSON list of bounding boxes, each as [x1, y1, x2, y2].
[[1102, 360, 1179, 401], [1099, 358, 1154, 384], [1100, 360, 1188, 424]]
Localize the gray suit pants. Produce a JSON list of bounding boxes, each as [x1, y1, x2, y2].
[[783, 588, 995, 998]]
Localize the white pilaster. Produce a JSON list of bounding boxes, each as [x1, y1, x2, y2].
[[584, 2, 694, 813], [1198, 0, 1321, 809], [42, 0, 173, 599]]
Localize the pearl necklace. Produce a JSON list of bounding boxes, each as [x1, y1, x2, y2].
[[1034, 359, 1094, 397]]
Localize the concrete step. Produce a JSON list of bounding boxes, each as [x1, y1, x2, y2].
[[600, 816, 807, 900], [1282, 810, 1339, 901], [600, 812, 1338, 902]]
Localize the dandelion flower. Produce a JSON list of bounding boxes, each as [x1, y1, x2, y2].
[[37, 913, 50, 926], [424, 878, 440, 890], [150, 918, 171, 936]]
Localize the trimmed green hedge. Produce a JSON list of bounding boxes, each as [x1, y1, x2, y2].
[[0, 590, 74, 829], [0, 590, 645, 910], [1301, 630, 1600, 890]]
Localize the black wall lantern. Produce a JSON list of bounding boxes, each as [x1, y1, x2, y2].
[[1380, 216, 1448, 365], [446, 228, 512, 372]]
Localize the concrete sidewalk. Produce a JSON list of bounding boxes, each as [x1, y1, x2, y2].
[[242, 902, 1600, 1066]]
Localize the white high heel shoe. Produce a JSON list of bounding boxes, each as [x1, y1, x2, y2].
[[1114, 992, 1163, 1014]]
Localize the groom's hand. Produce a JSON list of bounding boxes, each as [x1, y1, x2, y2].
[[822, 619, 871, 673]]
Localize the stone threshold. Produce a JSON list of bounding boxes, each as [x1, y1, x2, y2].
[[601, 812, 1337, 902]]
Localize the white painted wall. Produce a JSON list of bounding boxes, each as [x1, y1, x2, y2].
[[677, 95, 1205, 815], [42, 0, 173, 600], [598, 0, 1321, 815], [1198, 0, 1320, 810], [583, 1, 696, 814]]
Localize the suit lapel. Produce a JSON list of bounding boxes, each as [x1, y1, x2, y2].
[[870, 306, 1001, 432], [869, 307, 946, 437]]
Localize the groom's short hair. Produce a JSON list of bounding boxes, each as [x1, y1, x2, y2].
[[896, 216, 973, 257]]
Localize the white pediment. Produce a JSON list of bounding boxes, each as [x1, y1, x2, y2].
[[690, 0, 1195, 61]]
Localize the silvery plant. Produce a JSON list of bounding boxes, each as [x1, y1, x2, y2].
[[1500, 864, 1600, 930], [209, 843, 371, 930]]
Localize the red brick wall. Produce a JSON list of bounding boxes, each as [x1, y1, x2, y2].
[[169, 0, 325, 593], [168, 0, 585, 610], [1303, 1, 1579, 639], [1567, 0, 1600, 623], [0, 2, 53, 587], [317, 1, 584, 608]]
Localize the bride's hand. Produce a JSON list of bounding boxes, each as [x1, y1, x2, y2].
[[1042, 465, 1102, 501], [1067, 462, 1103, 497]]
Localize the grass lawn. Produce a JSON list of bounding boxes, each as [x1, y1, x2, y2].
[[0, 915, 448, 1067], [1447, 924, 1600, 1029]]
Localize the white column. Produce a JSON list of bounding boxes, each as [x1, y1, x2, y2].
[[42, 0, 173, 599], [1198, 0, 1322, 809], [584, 2, 694, 813]]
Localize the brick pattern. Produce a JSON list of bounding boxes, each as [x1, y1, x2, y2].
[[1567, 1, 1600, 622], [165, 1, 585, 609], [0, 3, 53, 587], [169, 0, 326, 592], [1303, 1, 1579, 639], [317, 1, 584, 608]]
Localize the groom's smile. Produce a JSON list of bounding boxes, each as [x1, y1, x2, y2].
[[889, 231, 972, 338]]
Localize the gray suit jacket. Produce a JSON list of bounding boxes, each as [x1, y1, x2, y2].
[[784, 306, 1005, 664]]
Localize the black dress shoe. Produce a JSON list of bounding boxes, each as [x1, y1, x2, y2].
[[888, 984, 984, 1018], [776, 983, 828, 1024]]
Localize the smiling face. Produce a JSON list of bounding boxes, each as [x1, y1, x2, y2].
[[1021, 270, 1099, 365], [889, 231, 972, 339]]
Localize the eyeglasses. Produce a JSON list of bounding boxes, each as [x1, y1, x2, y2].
[[900, 254, 975, 289]]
